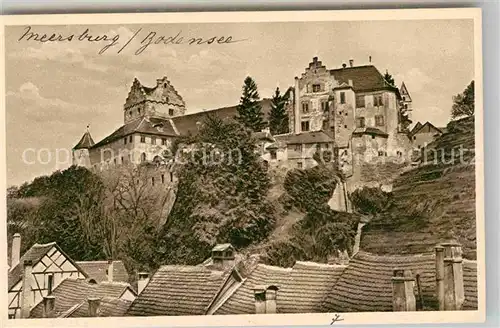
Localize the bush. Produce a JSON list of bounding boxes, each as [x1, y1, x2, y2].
[[349, 187, 393, 215]]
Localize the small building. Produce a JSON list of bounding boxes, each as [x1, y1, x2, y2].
[[7, 235, 88, 319], [410, 121, 444, 149], [75, 260, 130, 284], [29, 278, 136, 318]]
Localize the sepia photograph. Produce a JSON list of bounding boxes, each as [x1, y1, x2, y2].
[[1, 8, 484, 327]]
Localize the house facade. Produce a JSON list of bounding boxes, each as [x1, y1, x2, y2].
[[7, 235, 88, 319]]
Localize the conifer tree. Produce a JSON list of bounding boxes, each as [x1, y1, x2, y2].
[[235, 76, 265, 132], [268, 87, 290, 135], [384, 69, 395, 86], [451, 80, 474, 119]]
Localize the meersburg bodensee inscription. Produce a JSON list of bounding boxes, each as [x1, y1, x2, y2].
[[17, 26, 247, 55]]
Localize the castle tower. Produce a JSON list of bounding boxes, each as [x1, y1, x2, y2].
[[72, 125, 95, 168], [123, 76, 186, 124], [399, 81, 412, 117]]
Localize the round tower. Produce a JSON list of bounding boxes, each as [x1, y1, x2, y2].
[[72, 125, 95, 168]]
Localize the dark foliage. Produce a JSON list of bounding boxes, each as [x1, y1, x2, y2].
[[268, 87, 290, 135], [235, 76, 266, 132], [452, 80, 474, 119]]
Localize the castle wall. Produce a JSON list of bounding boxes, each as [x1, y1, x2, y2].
[[333, 88, 356, 147]]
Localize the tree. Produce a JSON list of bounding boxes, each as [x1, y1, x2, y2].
[[268, 87, 290, 135], [235, 76, 265, 132], [384, 70, 395, 86], [452, 80, 474, 119]]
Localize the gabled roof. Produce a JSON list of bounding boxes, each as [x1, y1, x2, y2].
[[274, 131, 334, 145], [73, 131, 95, 150], [66, 297, 133, 318], [400, 82, 412, 102], [8, 242, 88, 291], [330, 65, 399, 94], [212, 244, 234, 252], [170, 99, 272, 137], [76, 260, 129, 283], [352, 127, 389, 138], [322, 251, 437, 312], [411, 121, 443, 136], [126, 265, 229, 316], [30, 278, 135, 318], [410, 122, 423, 135], [215, 261, 346, 314], [91, 116, 178, 149]]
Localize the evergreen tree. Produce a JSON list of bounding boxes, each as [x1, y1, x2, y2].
[[384, 69, 395, 86], [235, 76, 265, 132], [451, 80, 474, 119], [268, 87, 289, 135]]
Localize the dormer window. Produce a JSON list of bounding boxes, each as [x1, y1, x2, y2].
[[164, 83, 167, 88], [312, 84, 321, 92], [211, 244, 235, 261], [169, 108, 174, 116]]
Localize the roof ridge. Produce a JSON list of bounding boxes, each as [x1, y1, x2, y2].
[[354, 250, 435, 260], [33, 241, 57, 247], [258, 263, 293, 272], [294, 261, 347, 269]]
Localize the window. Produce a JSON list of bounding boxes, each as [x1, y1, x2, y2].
[[140, 136, 146, 143], [356, 117, 366, 128], [297, 162, 303, 169], [162, 138, 167, 145], [301, 121, 310, 132], [129, 111, 132, 117], [151, 137, 156, 145], [170, 172, 174, 182], [141, 153, 147, 162], [340, 92, 346, 104], [321, 101, 328, 112], [151, 177, 155, 186], [8, 314, 15, 319], [124, 137, 127, 145], [294, 144, 302, 152], [378, 150, 385, 156], [344, 124, 348, 128], [164, 83, 167, 88], [322, 120, 329, 130], [121, 156, 124, 163], [270, 150, 277, 160], [375, 115, 385, 126], [372, 135, 376, 139], [113, 158, 117, 165], [374, 95, 384, 107], [356, 95, 365, 107], [169, 108, 174, 116], [47, 274, 54, 294], [413, 136, 417, 140], [312, 84, 321, 92], [138, 108, 141, 115], [129, 135, 133, 143], [404, 104, 408, 110], [302, 102, 309, 113], [161, 174, 165, 184]]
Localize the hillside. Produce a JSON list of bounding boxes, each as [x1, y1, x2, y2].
[[360, 117, 477, 259]]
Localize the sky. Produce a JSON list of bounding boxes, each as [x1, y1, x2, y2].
[[5, 19, 475, 186]]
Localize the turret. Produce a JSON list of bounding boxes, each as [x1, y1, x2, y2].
[[72, 125, 95, 167]]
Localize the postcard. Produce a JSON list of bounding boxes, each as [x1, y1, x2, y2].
[[0, 8, 484, 327]]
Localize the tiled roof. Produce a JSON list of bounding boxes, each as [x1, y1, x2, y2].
[[30, 278, 134, 318], [7, 242, 88, 291], [73, 131, 95, 150], [215, 261, 345, 314], [215, 264, 291, 315], [76, 260, 129, 283], [274, 131, 334, 145], [66, 297, 133, 318], [330, 65, 398, 93], [126, 265, 228, 316], [92, 116, 178, 148], [462, 260, 478, 310], [411, 121, 443, 136], [323, 251, 437, 312], [170, 99, 272, 136], [352, 127, 389, 137]]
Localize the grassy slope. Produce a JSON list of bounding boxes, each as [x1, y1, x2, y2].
[[360, 117, 477, 259]]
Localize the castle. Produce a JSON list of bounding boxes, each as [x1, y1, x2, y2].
[[72, 57, 415, 190]]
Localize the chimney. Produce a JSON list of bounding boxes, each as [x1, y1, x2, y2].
[[20, 260, 33, 318], [211, 244, 235, 271], [441, 242, 465, 310], [11, 233, 21, 268], [107, 259, 114, 282], [349, 59, 354, 67], [87, 297, 101, 317], [369, 55, 372, 63], [265, 286, 279, 314], [138, 272, 150, 294], [254, 285, 279, 314], [391, 268, 416, 311], [253, 286, 266, 314], [294, 77, 301, 134], [42, 295, 55, 318]]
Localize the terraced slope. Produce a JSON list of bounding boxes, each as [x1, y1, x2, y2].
[[360, 117, 477, 259]]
